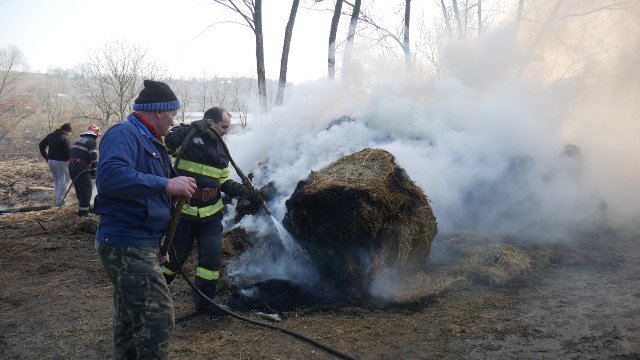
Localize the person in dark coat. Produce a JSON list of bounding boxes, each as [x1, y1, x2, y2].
[[69, 125, 101, 216], [39, 123, 72, 206]]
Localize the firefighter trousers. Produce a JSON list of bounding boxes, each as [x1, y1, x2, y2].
[[69, 163, 93, 211], [163, 217, 223, 310]]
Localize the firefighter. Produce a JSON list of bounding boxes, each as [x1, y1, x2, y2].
[[162, 107, 262, 314], [68, 125, 101, 216]]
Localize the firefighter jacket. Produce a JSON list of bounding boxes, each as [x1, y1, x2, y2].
[[69, 134, 98, 169], [164, 123, 247, 222], [94, 114, 173, 248], [39, 128, 71, 161]]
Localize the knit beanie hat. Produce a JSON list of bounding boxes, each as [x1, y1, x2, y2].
[[60, 123, 72, 132], [133, 80, 181, 111]]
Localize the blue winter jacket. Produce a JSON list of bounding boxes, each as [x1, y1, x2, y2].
[[94, 114, 172, 248]]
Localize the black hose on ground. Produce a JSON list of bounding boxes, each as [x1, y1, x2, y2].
[[168, 122, 358, 360], [35, 168, 92, 230], [169, 246, 357, 360]]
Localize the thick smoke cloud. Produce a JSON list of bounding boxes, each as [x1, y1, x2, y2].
[[224, 6, 639, 286]]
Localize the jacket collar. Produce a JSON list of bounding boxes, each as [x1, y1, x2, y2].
[[127, 114, 154, 139]]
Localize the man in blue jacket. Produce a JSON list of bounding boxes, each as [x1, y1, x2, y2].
[[94, 80, 197, 360]]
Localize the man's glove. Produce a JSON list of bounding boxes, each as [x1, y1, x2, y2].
[[190, 119, 212, 134]]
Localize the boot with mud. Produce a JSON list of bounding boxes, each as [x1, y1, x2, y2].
[[193, 277, 227, 317]]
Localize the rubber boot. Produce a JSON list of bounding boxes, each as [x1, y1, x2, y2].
[[193, 277, 218, 314], [162, 271, 176, 286]]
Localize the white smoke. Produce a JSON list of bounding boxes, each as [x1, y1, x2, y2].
[[227, 33, 600, 240], [223, 12, 640, 289]]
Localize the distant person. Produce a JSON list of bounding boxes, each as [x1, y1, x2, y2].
[[39, 123, 72, 207], [94, 80, 196, 359], [68, 125, 101, 217], [162, 106, 262, 315]]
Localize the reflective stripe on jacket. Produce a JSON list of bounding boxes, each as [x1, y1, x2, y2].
[[70, 134, 98, 168], [164, 124, 231, 221]]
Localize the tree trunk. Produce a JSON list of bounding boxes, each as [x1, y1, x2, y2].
[[515, 0, 525, 34], [478, 0, 482, 36], [516, 0, 564, 78], [254, 0, 267, 112], [342, 0, 361, 77], [440, 0, 453, 38], [403, 0, 412, 74], [452, 0, 463, 41], [328, 0, 343, 80], [276, 0, 300, 106]]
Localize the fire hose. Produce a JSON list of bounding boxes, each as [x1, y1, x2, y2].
[[35, 167, 92, 230], [161, 123, 357, 360]]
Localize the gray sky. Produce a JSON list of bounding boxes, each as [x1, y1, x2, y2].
[[0, 0, 336, 83]]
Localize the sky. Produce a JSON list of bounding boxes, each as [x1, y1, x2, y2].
[[0, 0, 334, 83], [0, 0, 442, 83]]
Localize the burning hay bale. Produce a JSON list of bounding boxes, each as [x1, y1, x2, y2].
[[283, 148, 438, 301], [221, 227, 254, 261]]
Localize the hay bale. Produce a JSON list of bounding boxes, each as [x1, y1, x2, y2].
[[441, 231, 533, 286], [283, 148, 437, 301], [221, 227, 253, 260]]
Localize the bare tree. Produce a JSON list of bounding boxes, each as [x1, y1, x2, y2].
[[515, 0, 525, 34], [451, 0, 464, 40], [403, 0, 412, 74], [0, 45, 30, 140], [350, 2, 414, 74], [74, 41, 161, 129], [328, 0, 344, 79], [197, 73, 211, 112], [478, 0, 482, 36], [212, 0, 267, 113], [30, 71, 74, 132], [516, 0, 565, 78], [213, 77, 235, 110], [276, 0, 301, 106], [230, 77, 255, 128], [171, 78, 193, 123], [342, 0, 361, 77], [515, 0, 634, 82], [440, 0, 453, 38]]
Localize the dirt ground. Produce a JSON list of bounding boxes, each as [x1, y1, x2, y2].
[[0, 159, 639, 359]]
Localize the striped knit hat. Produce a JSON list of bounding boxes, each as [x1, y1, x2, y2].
[[133, 80, 181, 111]]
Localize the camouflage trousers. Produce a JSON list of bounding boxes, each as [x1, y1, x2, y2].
[[98, 243, 175, 360]]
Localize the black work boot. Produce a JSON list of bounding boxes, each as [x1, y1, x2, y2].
[[193, 277, 220, 315], [163, 271, 176, 285], [76, 209, 89, 217]]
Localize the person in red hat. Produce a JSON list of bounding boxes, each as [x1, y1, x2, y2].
[[68, 124, 101, 216]]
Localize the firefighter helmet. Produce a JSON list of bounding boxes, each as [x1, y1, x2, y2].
[[83, 125, 101, 136]]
